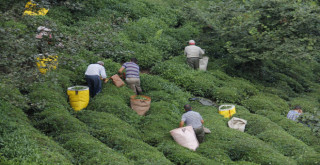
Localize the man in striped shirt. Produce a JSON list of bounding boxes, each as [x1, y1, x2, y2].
[[287, 105, 303, 121], [179, 104, 205, 143], [118, 58, 142, 95]]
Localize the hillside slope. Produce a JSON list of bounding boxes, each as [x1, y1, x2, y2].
[[1, 0, 320, 164]]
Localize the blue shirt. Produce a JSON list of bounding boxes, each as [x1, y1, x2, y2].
[[287, 110, 301, 121], [122, 62, 140, 78], [181, 111, 203, 129]]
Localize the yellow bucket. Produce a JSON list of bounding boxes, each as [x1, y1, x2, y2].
[[23, 1, 49, 16], [36, 54, 58, 74], [67, 86, 89, 111], [219, 105, 236, 118]]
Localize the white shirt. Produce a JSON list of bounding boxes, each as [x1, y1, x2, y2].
[[184, 45, 205, 58], [85, 64, 107, 78]]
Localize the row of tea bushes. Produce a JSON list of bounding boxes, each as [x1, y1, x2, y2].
[[139, 73, 298, 164], [191, 103, 298, 164], [0, 84, 73, 164], [234, 112, 320, 164], [76, 111, 173, 164], [256, 110, 320, 153], [140, 74, 191, 108], [27, 74, 133, 164], [84, 75, 217, 164], [150, 55, 258, 103], [87, 84, 142, 126]]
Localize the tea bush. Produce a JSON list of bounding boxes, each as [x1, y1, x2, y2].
[[151, 56, 259, 103], [256, 110, 320, 152], [0, 83, 30, 110], [257, 130, 320, 164], [0, 100, 73, 164], [87, 84, 141, 126], [76, 110, 173, 164], [288, 96, 319, 113], [241, 94, 289, 114], [190, 103, 296, 164], [140, 74, 191, 107], [76, 111, 141, 140], [56, 132, 132, 165], [139, 101, 181, 145], [157, 140, 220, 165], [33, 107, 89, 136], [234, 112, 320, 163]]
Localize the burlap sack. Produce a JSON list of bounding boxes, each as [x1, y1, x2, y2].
[[130, 95, 151, 116], [170, 126, 199, 151], [228, 117, 247, 132], [111, 74, 125, 87]]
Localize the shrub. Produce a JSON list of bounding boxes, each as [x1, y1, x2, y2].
[[157, 140, 220, 165], [257, 110, 320, 152], [33, 107, 89, 136], [0, 83, 30, 110], [77, 111, 173, 164], [235, 112, 320, 162], [0, 100, 73, 164], [56, 132, 132, 165], [140, 74, 191, 107], [139, 101, 181, 145], [234, 112, 282, 136], [76, 111, 141, 139], [288, 96, 319, 113], [241, 94, 289, 114], [87, 84, 141, 126], [257, 130, 320, 164]]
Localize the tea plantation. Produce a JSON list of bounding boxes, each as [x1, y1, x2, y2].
[[1, 0, 320, 164]]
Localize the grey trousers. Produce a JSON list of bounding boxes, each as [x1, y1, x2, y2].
[[125, 77, 142, 95], [187, 57, 200, 69]]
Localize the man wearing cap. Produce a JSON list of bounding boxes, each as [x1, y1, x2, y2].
[[85, 61, 108, 97], [179, 104, 205, 143], [118, 58, 142, 95], [184, 40, 205, 69]]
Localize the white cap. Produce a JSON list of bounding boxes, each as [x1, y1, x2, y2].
[[189, 40, 195, 45], [97, 61, 104, 65], [37, 26, 52, 32]]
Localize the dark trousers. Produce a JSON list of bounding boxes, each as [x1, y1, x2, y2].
[[85, 75, 101, 97], [194, 126, 205, 143], [187, 57, 200, 69]]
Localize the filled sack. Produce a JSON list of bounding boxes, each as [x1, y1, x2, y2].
[[228, 117, 247, 132], [170, 126, 199, 151], [130, 95, 151, 116], [111, 74, 125, 87]]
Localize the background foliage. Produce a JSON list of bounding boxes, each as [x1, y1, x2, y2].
[[1, 0, 319, 164]]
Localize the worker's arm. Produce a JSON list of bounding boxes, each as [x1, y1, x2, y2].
[[118, 66, 125, 74], [200, 48, 205, 55], [201, 120, 204, 124], [179, 121, 185, 128]]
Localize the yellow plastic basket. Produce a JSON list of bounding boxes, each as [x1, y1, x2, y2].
[[23, 1, 49, 16], [219, 104, 236, 118], [35, 54, 58, 74], [67, 86, 89, 111]]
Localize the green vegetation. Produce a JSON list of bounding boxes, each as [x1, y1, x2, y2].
[[1, 0, 319, 164]]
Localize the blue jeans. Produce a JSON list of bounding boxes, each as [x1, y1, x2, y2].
[[85, 75, 101, 97]]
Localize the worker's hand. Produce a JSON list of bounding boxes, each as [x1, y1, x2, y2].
[[104, 78, 109, 83]]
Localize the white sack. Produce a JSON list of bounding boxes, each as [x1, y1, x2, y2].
[[228, 117, 247, 132], [170, 126, 199, 151], [203, 127, 211, 134], [199, 56, 209, 71]]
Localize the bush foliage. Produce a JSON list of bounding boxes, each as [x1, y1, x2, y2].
[[1, 0, 320, 164]]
